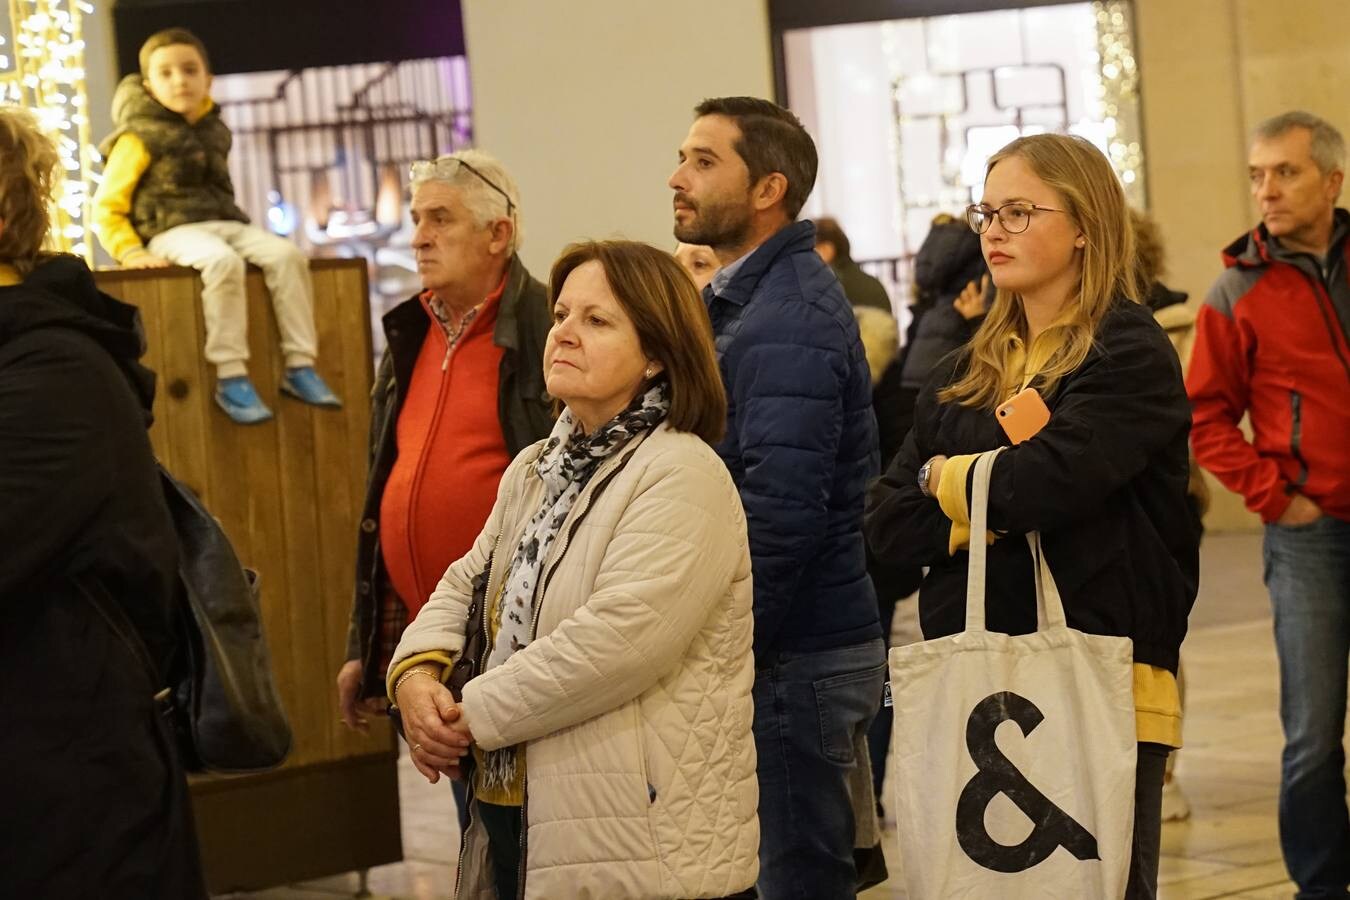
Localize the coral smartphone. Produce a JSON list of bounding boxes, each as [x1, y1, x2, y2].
[[995, 387, 1051, 444]]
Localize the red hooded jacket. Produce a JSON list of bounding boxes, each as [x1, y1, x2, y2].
[[1188, 210, 1350, 523]]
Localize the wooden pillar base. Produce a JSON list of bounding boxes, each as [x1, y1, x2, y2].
[[191, 754, 402, 894], [96, 260, 403, 890]]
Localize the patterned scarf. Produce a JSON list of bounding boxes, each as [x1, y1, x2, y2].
[[478, 382, 670, 792]]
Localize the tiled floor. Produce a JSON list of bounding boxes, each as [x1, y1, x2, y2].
[[224, 533, 1342, 900]]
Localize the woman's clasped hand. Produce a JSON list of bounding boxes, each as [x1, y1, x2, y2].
[[395, 667, 473, 783]]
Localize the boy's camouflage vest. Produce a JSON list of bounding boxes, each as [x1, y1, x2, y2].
[[99, 74, 249, 243]]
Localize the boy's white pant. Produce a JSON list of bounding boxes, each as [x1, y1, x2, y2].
[[148, 220, 319, 379]]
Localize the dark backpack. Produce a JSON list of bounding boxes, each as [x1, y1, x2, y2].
[[83, 465, 292, 773], [160, 464, 292, 772]]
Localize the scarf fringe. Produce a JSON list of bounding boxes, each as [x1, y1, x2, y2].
[[480, 745, 519, 793]]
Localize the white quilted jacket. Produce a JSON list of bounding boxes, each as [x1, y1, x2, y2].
[[390, 424, 759, 899]]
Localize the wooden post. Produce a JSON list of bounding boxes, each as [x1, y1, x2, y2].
[[95, 259, 403, 892]]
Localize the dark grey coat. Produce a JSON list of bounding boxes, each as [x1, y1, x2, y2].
[[346, 254, 553, 696]]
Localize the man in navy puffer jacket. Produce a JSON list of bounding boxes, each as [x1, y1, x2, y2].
[[670, 96, 885, 899]]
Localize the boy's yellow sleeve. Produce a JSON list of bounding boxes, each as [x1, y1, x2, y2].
[[92, 134, 152, 263]]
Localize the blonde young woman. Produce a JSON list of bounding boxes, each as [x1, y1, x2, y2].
[[865, 134, 1199, 900], [387, 241, 758, 900]]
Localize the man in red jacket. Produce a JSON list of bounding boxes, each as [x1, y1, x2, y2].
[[1188, 110, 1350, 898], [334, 150, 554, 825]]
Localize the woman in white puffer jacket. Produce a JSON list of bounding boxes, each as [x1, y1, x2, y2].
[[388, 240, 759, 900]]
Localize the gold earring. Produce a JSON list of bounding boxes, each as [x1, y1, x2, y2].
[[644, 366, 654, 379]]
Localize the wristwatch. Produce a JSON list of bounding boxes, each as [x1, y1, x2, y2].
[[917, 457, 936, 498]]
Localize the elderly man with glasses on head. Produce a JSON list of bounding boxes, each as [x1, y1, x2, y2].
[[336, 149, 553, 823]]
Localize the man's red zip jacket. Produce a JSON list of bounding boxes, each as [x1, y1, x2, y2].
[[1188, 209, 1350, 523]]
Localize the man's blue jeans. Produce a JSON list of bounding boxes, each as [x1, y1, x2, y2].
[[753, 638, 886, 900], [1264, 516, 1350, 899]]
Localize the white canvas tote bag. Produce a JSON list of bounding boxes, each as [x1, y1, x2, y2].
[[889, 447, 1137, 899]]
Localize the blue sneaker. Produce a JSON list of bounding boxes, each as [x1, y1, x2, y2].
[[215, 376, 273, 424], [280, 366, 342, 408]]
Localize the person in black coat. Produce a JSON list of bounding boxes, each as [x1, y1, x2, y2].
[[0, 108, 206, 899], [865, 134, 1198, 900], [814, 215, 893, 312], [903, 213, 989, 367], [881, 214, 992, 449]]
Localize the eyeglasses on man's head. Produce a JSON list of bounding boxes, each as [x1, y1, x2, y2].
[[410, 156, 516, 218]]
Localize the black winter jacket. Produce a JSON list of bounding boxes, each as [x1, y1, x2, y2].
[[901, 218, 989, 390], [0, 256, 205, 898], [865, 299, 1199, 672], [346, 255, 553, 695], [833, 258, 892, 312]]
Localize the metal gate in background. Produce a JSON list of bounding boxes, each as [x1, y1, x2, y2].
[[213, 57, 473, 340], [217, 57, 473, 252]]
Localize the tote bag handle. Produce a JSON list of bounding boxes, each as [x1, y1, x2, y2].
[[965, 447, 1069, 633]]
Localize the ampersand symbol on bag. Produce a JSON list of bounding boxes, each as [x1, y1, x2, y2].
[[955, 691, 1101, 873]]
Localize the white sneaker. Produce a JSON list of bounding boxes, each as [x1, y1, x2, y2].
[[1161, 777, 1191, 822]]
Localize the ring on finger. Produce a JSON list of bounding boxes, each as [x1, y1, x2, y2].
[[412, 742, 423, 753]]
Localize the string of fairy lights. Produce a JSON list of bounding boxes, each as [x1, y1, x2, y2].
[[1093, 0, 1146, 206], [1, 2, 1143, 264], [1, 0, 94, 261], [877, 2, 1149, 271]]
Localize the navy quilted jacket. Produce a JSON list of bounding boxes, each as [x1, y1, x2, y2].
[[705, 220, 882, 663]]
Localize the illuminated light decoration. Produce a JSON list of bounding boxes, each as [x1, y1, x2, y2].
[[1, 0, 94, 260], [1092, 0, 1146, 205], [879, 21, 911, 263], [885, 7, 1146, 233]]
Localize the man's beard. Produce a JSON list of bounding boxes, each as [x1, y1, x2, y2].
[[673, 196, 753, 249]]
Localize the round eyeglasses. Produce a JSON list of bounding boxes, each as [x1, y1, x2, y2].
[[966, 202, 1065, 235]]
